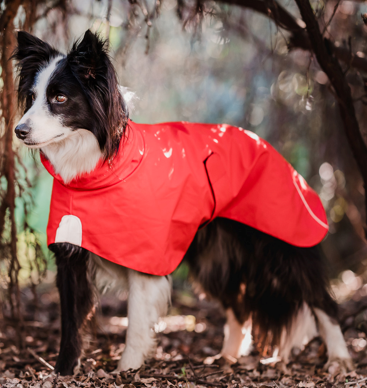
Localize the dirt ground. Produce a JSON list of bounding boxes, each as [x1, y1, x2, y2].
[[1, 284, 367, 387]]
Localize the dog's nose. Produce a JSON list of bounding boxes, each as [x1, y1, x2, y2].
[[15, 123, 31, 140]]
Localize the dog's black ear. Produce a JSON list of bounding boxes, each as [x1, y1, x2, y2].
[[67, 30, 128, 160], [67, 30, 107, 80], [12, 31, 60, 64], [11, 32, 61, 108]]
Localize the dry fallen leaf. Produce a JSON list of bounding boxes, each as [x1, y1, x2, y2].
[[141, 377, 158, 384], [42, 380, 53, 388], [299, 382, 315, 387], [97, 369, 110, 379]]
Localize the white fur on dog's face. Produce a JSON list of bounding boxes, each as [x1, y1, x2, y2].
[[15, 55, 103, 183], [16, 56, 73, 148], [15, 56, 135, 184]]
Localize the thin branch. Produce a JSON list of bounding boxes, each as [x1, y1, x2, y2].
[[343, 36, 353, 76], [353, 94, 367, 102], [35, 0, 67, 22], [106, 0, 112, 38], [322, 0, 341, 35], [0, 0, 23, 31]]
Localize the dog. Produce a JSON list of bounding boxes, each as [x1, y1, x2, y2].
[[12, 30, 353, 375]]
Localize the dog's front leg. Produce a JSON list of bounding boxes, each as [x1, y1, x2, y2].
[[50, 243, 95, 376], [116, 270, 171, 371]]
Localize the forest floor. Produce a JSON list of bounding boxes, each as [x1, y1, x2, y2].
[[1, 284, 367, 387]]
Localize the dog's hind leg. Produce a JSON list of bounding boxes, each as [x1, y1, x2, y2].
[[314, 308, 354, 371], [278, 303, 318, 364], [116, 270, 171, 371], [50, 243, 95, 376]]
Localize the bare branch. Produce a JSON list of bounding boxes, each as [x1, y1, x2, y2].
[[201, 0, 367, 73], [213, 0, 304, 32], [0, 0, 23, 31], [294, 0, 367, 234], [322, 0, 341, 35], [106, 0, 113, 38]]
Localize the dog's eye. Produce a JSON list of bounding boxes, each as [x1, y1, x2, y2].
[[29, 92, 35, 102], [54, 95, 67, 104]]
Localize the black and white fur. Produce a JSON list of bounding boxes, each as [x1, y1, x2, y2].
[[13, 30, 353, 375]]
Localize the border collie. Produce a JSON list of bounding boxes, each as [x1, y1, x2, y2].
[[12, 30, 353, 375]]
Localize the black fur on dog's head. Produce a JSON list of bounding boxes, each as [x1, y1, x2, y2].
[[12, 30, 128, 160], [12, 31, 61, 109]]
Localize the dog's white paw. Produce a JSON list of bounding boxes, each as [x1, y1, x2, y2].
[[324, 357, 355, 374], [73, 358, 81, 375], [115, 348, 145, 372], [204, 353, 237, 365]]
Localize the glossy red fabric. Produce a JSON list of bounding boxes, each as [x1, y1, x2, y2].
[[42, 120, 328, 276]]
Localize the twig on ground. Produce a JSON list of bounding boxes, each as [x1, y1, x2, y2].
[[26, 366, 36, 379], [187, 356, 197, 377], [346, 377, 367, 386], [200, 370, 224, 378], [172, 364, 220, 372], [140, 373, 224, 386], [27, 347, 55, 371]]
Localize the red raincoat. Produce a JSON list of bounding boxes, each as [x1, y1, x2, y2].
[[42, 120, 328, 276]]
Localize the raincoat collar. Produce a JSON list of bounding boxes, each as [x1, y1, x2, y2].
[[40, 122, 145, 190]]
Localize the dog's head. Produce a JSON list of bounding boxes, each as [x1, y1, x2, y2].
[[12, 30, 128, 159]]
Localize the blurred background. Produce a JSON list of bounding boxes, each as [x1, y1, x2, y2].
[[2, 0, 367, 373]]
